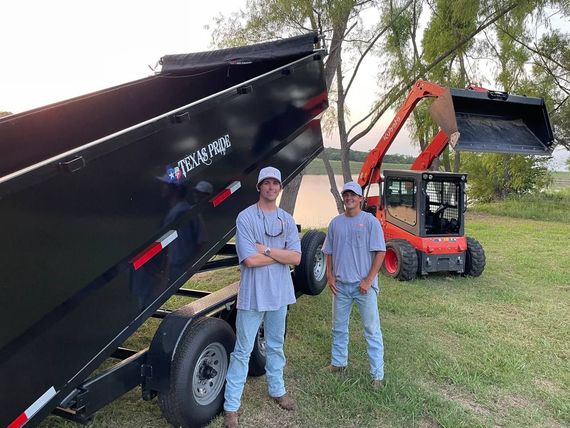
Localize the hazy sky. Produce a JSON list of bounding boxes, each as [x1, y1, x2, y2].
[[0, 1, 239, 112]]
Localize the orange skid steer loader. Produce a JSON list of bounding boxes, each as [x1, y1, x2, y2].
[[358, 80, 554, 281]]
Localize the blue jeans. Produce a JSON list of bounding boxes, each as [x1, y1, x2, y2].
[[331, 281, 384, 380], [224, 306, 288, 412]]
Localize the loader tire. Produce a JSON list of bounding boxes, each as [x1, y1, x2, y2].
[[464, 237, 485, 277], [159, 317, 235, 428], [294, 230, 327, 295], [381, 239, 418, 281]]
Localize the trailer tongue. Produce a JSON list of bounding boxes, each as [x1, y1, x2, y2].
[[0, 33, 328, 428]]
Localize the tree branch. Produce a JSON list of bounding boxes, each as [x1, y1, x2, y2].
[[347, 1, 520, 147]]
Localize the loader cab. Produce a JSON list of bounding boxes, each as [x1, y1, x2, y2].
[[383, 170, 466, 237]]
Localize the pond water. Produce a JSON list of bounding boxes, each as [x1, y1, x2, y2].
[[286, 175, 353, 228]]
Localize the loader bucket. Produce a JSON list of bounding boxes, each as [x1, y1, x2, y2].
[[430, 88, 554, 155]]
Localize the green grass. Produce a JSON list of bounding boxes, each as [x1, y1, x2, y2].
[[471, 188, 570, 223], [40, 213, 570, 428], [552, 170, 570, 189]]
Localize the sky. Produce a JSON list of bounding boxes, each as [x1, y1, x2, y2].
[[0, 0, 417, 156], [1, 1, 568, 167]]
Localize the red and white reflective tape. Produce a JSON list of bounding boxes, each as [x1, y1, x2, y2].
[[211, 181, 241, 207], [131, 230, 178, 270], [8, 386, 56, 428]]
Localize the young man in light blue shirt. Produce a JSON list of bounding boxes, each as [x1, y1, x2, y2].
[[223, 167, 301, 428], [323, 181, 387, 390]]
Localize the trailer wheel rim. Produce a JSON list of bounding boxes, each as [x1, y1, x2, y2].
[[313, 244, 326, 281], [192, 342, 228, 405], [257, 322, 266, 357], [385, 248, 398, 274]]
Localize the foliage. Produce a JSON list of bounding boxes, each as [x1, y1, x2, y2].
[[212, 0, 569, 205], [471, 187, 570, 222], [0, 111, 12, 118], [461, 152, 552, 202]]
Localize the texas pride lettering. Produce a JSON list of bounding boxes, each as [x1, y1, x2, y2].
[[166, 134, 231, 183]]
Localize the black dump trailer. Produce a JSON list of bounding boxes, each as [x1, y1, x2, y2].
[[0, 33, 329, 428]]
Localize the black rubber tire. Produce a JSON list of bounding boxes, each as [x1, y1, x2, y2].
[[248, 311, 289, 377], [248, 322, 266, 377], [381, 239, 418, 281], [158, 317, 235, 428], [464, 236, 486, 277], [293, 230, 327, 295]]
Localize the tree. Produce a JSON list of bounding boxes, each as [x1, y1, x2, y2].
[[458, 1, 569, 198], [213, 0, 569, 211], [461, 152, 552, 202]]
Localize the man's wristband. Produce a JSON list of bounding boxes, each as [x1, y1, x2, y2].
[[263, 247, 271, 257]]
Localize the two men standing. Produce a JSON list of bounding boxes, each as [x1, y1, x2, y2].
[[223, 170, 386, 428]]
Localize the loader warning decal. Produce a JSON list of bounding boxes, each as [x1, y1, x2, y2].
[[164, 134, 232, 184]]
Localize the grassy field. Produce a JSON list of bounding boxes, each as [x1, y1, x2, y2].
[[303, 159, 409, 175], [552, 170, 570, 189], [471, 188, 570, 223], [304, 159, 570, 191], [40, 211, 570, 428]]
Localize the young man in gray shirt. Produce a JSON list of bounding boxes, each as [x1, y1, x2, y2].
[[223, 167, 301, 428], [323, 181, 386, 389]]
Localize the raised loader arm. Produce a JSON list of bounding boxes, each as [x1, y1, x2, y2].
[[358, 79, 554, 189], [357, 80, 452, 188]]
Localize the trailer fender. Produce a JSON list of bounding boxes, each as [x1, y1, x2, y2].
[[145, 282, 239, 395]]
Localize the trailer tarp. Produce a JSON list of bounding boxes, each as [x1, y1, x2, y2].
[[160, 33, 319, 74]]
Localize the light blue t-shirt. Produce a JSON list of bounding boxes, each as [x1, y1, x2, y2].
[[323, 210, 386, 290], [235, 204, 301, 311]]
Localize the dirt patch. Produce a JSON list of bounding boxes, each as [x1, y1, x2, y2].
[[532, 379, 565, 395], [436, 384, 492, 418]]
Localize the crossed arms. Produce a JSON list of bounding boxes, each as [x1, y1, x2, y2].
[[243, 243, 301, 267]]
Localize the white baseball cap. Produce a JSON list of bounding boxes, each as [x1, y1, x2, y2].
[[257, 166, 282, 187], [341, 181, 363, 197]]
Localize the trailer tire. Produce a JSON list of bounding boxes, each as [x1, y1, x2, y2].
[[464, 237, 485, 277], [381, 239, 418, 281], [159, 317, 235, 428], [248, 322, 266, 377], [294, 230, 327, 295]]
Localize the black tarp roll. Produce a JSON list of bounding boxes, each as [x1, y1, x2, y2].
[[160, 32, 319, 74]]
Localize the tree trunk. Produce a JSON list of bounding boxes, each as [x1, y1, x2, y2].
[[321, 150, 344, 214], [279, 12, 349, 217], [279, 172, 303, 215]]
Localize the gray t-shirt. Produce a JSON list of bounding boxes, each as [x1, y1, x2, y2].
[[323, 210, 386, 289], [235, 204, 301, 311]]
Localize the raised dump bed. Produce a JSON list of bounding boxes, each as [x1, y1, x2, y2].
[[0, 33, 328, 428]]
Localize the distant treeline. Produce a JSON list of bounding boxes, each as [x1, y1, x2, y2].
[[322, 148, 415, 164]]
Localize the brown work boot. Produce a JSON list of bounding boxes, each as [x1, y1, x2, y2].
[[372, 379, 384, 391], [273, 393, 296, 411], [223, 411, 238, 428], [323, 364, 346, 373]]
